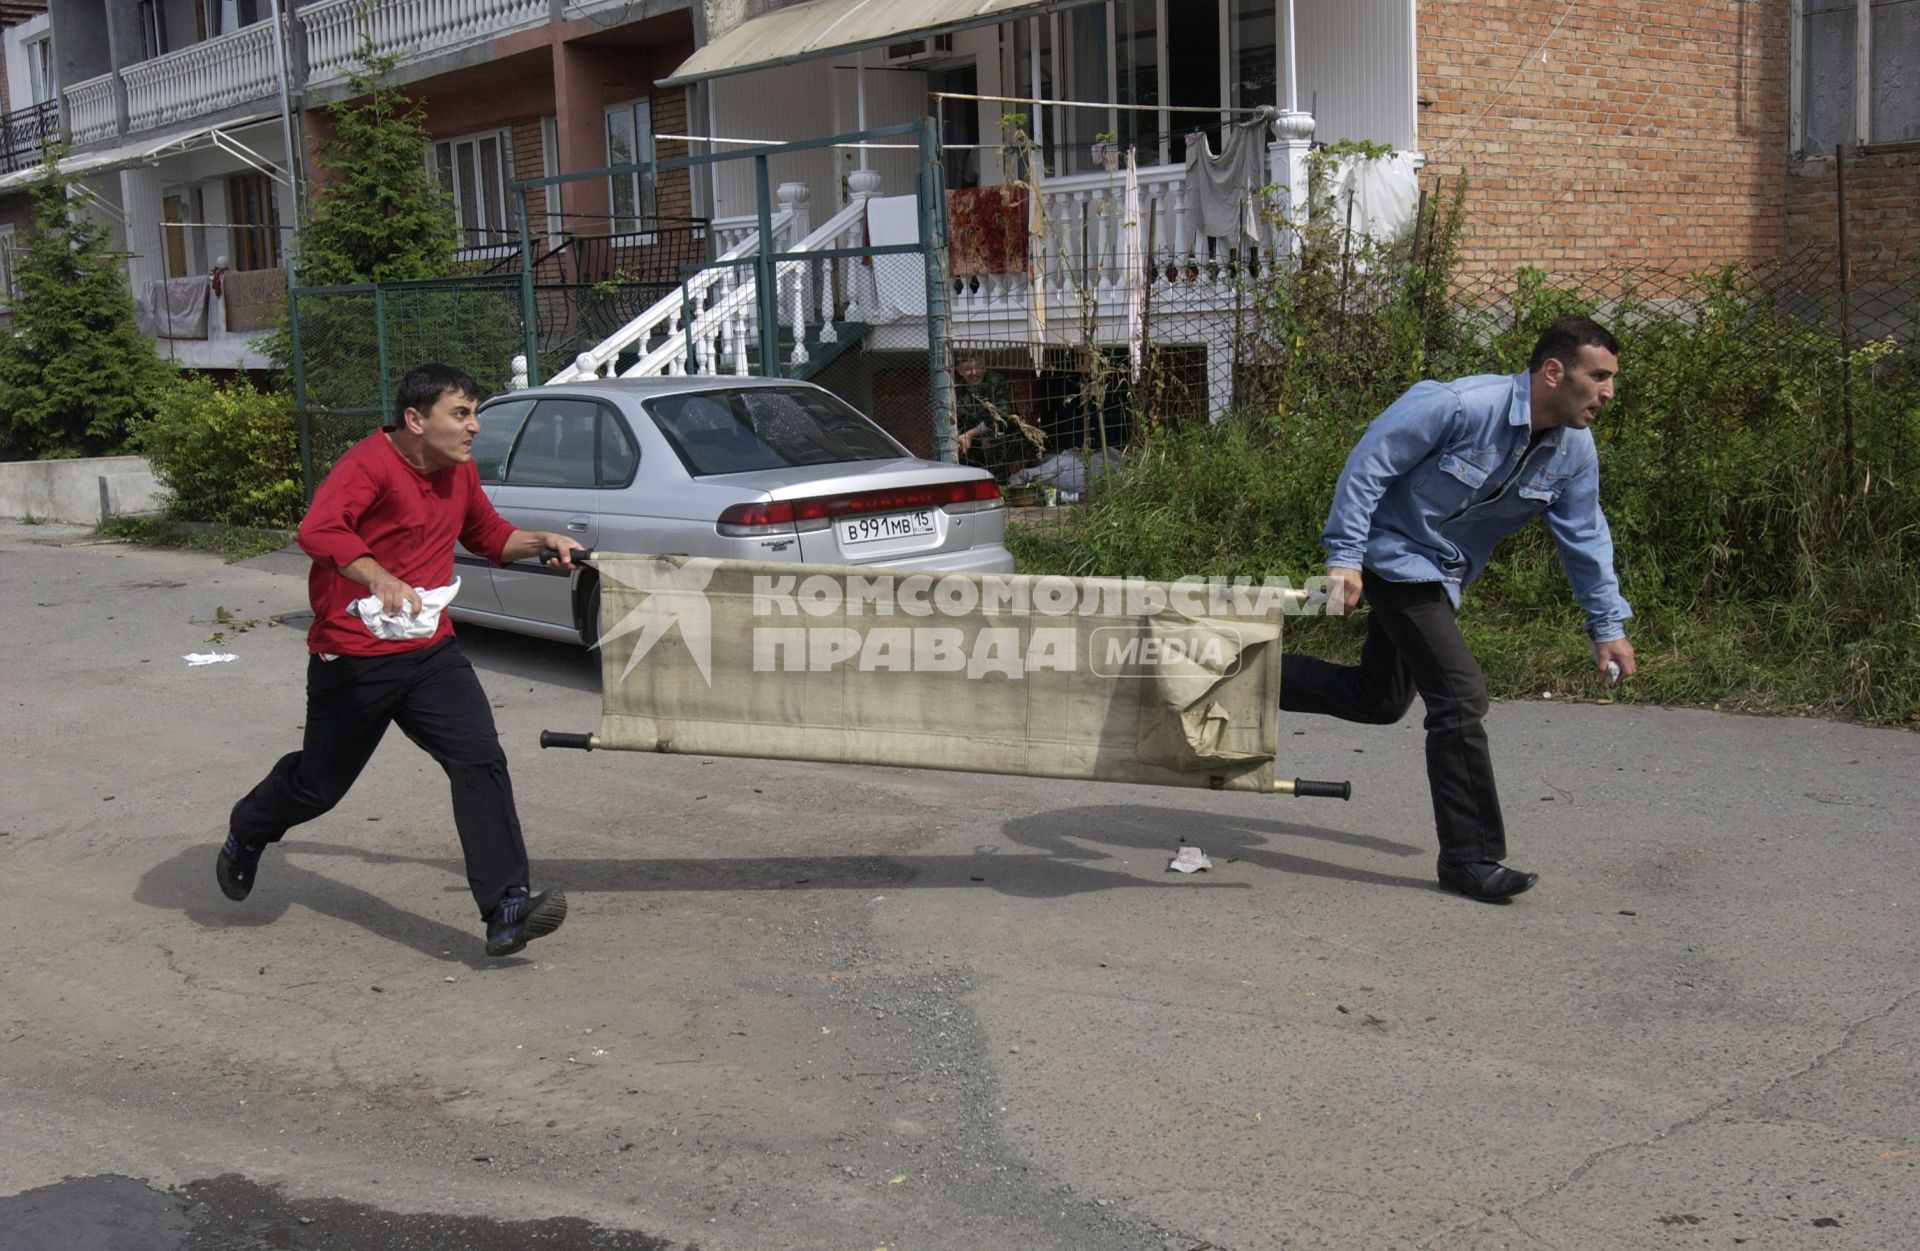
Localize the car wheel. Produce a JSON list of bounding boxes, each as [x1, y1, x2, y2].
[[576, 574, 601, 650]]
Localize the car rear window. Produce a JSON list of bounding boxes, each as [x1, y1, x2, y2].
[[645, 387, 906, 476]]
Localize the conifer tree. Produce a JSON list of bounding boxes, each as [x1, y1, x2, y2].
[[295, 50, 460, 284], [0, 160, 177, 458]]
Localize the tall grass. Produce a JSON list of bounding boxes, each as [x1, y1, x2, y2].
[[1020, 188, 1920, 725]]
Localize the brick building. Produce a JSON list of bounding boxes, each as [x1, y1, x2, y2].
[[1418, 0, 1918, 276]]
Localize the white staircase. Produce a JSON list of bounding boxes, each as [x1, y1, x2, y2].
[[544, 182, 888, 386]]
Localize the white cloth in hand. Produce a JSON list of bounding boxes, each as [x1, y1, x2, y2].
[[347, 578, 461, 640]]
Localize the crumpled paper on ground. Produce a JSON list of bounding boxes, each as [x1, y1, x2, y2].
[[183, 652, 238, 666], [346, 578, 460, 641], [1168, 846, 1213, 874]]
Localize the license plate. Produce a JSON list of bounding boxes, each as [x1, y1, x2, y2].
[[838, 508, 937, 545]]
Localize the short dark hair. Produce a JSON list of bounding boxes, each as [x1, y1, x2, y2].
[[390, 363, 481, 429], [1528, 316, 1619, 373]]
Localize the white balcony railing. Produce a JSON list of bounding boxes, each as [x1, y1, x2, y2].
[[302, 0, 548, 84], [123, 22, 281, 134], [948, 159, 1300, 327], [64, 74, 118, 145]]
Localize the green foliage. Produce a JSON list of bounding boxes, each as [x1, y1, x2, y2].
[[0, 158, 178, 458], [269, 40, 523, 481], [1031, 189, 1920, 725], [98, 515, 292, 563], [293, 47, 460, 286], [130, 374, 305, 528]]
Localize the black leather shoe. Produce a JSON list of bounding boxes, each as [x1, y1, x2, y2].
[[485, 889, 568, 957], [217, 832, 267, 902], [1436, 858, 1538, 903]]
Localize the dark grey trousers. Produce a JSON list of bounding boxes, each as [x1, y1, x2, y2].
[[1280, 570, 1507, 863], [230, 638, 530, 917]]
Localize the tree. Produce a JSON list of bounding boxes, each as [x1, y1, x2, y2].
[[275, 43, 520, 484], [293, 48, 461, 285], [0, 158, 177, 458]]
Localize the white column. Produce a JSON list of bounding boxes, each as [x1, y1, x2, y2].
[[855, 48, 870, 172], [846, 169, 882, 321], [120, 164, 167, 306], [1268, 109, 1313, 254], [1279, 0, 1297, 114]]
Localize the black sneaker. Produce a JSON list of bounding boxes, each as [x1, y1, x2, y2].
[[217, 833, 268, 901], [485, 889, 568, 957]]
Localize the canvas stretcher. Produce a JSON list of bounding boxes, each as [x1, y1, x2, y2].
[[541, 554, 1349, 800]]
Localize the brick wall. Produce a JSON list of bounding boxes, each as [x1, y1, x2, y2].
[[652, 87, 694, 223], [1417, 1, 1790, 277], [1416, 2, 1919, 279], [510, 117, 549, 237], [1786, 147, 1920, 270]]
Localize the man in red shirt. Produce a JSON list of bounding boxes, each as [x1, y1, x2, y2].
[[220, 364, 584, 957]]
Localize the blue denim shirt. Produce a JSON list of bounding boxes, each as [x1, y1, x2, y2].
[[1322, 370, 1632, 642]]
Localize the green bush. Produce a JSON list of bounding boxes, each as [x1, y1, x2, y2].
[[1034, 189, 1920, 725], [132, 375, 305, 529]]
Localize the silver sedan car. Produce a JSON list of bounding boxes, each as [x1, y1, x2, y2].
[[449, 376, 1013, 645]]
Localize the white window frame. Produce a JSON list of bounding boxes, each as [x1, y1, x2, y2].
[[431, 128, 519, 254], [24, 33, 55, 105], [0, 223, 18, 309], [1792, 0, 1920, 156], [605, 98, 658, 239]]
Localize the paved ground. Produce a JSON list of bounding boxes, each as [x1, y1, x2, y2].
[[1, 520, 1914, 1251]]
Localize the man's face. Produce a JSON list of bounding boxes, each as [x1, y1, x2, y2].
[[1547, 344, 1618, 430], [957, 357, 984, 386], [407, 389, 480, 470]]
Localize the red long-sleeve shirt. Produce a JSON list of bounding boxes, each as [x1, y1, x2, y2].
[[297, 432, 517, 657]]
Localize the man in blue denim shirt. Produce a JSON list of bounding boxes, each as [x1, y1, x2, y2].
[[1282, 316, 1636, 903]]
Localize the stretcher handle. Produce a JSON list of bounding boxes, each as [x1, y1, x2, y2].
[[540, 731, 598, 751], [1277, 778, 1352, 800], [537, 545, 594, 567]]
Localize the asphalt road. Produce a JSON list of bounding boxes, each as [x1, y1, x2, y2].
[[1, 520, 1914, 1251]]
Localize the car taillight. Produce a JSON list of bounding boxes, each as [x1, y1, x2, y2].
[[717, 479, 1001, 536]]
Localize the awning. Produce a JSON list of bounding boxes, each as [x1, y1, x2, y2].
[[0, 112, 280, 195], [662, 0, 1084, 87]]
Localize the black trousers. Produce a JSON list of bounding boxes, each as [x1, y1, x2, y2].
[[1280, 570, 1507, 863], [230, 638, 530, 917]]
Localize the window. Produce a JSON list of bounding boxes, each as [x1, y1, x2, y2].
[[473, 399, 535, 484], [646, 388, 904, 477], [138, 0, 168, 59], [1798, 0, 1920, 153], [227, 172, 280, 271], [25, 35, 55, 105], [207, 0, 262, 35], [0, 224, 19, 309], [432, 131, 519, 251], [605, 99, 657, 235], [501, 399, 636, 489]]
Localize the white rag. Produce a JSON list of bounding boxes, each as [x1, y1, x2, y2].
[[183, 652, 238, 666], [347, 578, 461, 640]]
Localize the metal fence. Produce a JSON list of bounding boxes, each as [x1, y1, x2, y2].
[[289, 274, 528, 495], [292, 122, 954, 491]]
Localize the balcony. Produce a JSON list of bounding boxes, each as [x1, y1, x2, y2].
[[64, 74, 116, 146], [1, 101, 59, 177], [301, 0, 549, 85], [124, 22, 282, 134]]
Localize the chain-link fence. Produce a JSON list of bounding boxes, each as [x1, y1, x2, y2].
[[290, 274, 528, 494], [291, 124, 954, 491]]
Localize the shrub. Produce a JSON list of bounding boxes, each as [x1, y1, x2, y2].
[[0, 158, 178, 458], [132, 376, 305, 529], [1035, 189, 1920, 724]]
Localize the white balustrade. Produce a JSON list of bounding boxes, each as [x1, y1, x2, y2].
[[545, 212, 791, 382], [123, 22, 279, 134], [948, 159, 1295, 329], [302, 0, 548, 84], [63, 75, 117, 145], [616, 197, 868, 381]]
